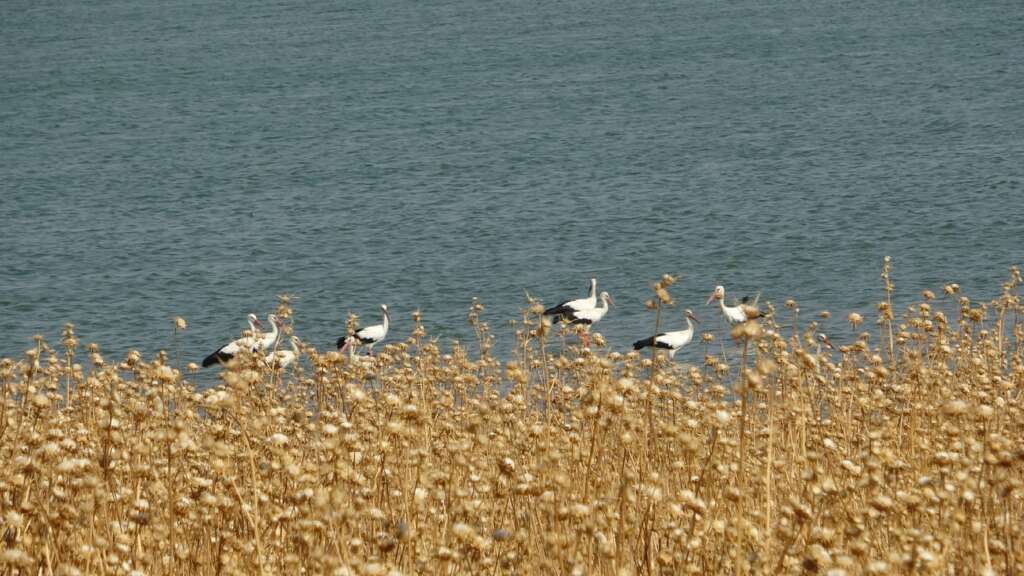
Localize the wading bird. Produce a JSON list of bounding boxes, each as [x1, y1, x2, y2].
[[706, 285, 762, 324], [543, 278, 598, 323], [563, 291, 613, 347], [260, 314, 284, 352], [817, 333, 833, 351], [202, 313, 264, 367], [265, 336, 302, 369], [633, 309, 699, 359], [337, 304, 390, 356]]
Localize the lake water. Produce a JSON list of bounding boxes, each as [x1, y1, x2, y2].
[[3, 0, 1023, 374]]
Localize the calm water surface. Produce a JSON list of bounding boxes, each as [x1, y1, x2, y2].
[[2, 0, 1023, 376]]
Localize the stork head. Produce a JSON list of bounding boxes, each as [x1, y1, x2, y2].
[[599, 291, 614, 307], [248, 313, 262, 329], [268, 314, 284, 328], [381, 304, 390, 317], [685, 309, 699, 323], [706, 286, 725, 305], [817, 333, 833, 349]]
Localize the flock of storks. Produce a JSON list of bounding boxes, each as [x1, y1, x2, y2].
[[201, 280, 762, 369]]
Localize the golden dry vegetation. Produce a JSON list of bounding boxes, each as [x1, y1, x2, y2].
[[2, 263, 1024, 575]]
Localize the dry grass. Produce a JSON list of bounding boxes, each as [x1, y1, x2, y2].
[[2, 264, 1024, 575]]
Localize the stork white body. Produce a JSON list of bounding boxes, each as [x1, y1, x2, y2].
[[338, 304, 390, 356], [266, 336, 302, 369], [719, 300, 748, 324], [543, 278, 598, 322], [633, 310, 698, 359], [564, 291, 613, 347], [707, 285, 756, 324], [202, 313, 265, 367], [566, 291, 613, 326]]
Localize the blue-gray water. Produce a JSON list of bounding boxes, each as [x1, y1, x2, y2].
[[3, 0, 1023, 374]]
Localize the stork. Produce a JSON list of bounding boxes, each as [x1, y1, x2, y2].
[[259, 314, 284, 352], [202, 313, 263, 367], [543, 278, 597, 323], [265, 336, 302, 369], [817, 333, 833, 351], [563, 291, 613, 347], [337, 304, 390, 356], [706, 285, 762, 324], [633, 309, 699, 359]]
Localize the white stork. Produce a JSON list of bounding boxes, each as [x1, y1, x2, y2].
[[817, 333, 833, 351], [202, 313, 264, 367], [563, 291, 613, 346], [259, 314, 283, 352], [633, 309, 699, 359], [337, 304, 389, 356], [265, 336, 302, 369], [543, 278, 597, 323], [706, 285, 762, 324]]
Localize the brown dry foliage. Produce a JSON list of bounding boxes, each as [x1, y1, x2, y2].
[[1, 266, 1024, 575]]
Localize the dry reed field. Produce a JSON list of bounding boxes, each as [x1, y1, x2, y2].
[[2, 262, 1023, 575]]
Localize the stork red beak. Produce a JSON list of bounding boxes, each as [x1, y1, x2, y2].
[[705, 292, 717, 305], [254, 318, 263, 329], [608, 296, 616, 307]]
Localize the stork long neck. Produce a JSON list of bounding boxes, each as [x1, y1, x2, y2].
[[685, 316, 694, 334], [719, 294, 731, 313], [266, 319, 279, 344], [291, 339, 300, 354], [381, 309, 390, 333], [589, 280, 596, 300]]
